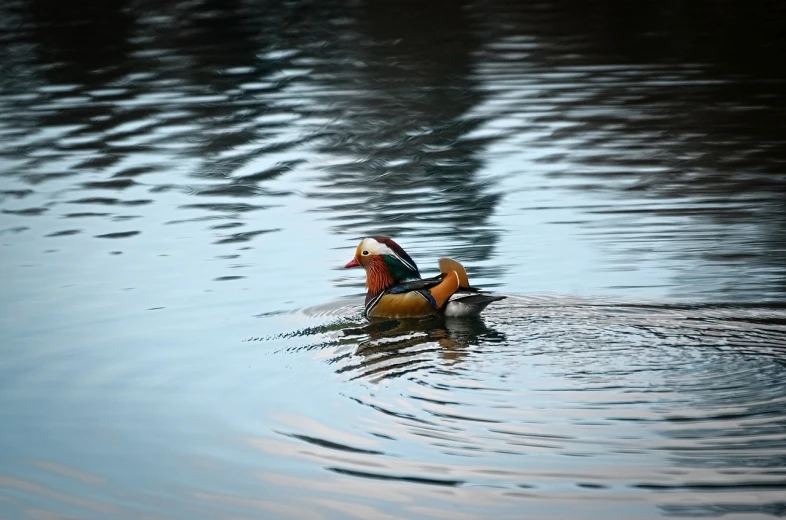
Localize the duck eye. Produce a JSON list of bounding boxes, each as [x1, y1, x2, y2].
[[362, 250, 369, 256]]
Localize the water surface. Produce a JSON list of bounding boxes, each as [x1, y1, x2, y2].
[[1, 1, 785, 518]]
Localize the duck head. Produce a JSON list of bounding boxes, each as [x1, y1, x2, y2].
[[345, 237, 421, 295]]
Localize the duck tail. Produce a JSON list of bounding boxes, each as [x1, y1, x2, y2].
[[438, 258, 470, 288]]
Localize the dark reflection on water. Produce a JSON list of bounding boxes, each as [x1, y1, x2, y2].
[[1, 0, 786, 518], [305, 1, 502, 266], [1, 0, 785, 295], [470, 0, 786, 297]]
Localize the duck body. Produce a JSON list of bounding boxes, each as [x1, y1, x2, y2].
[[345, 237, 504, 319]]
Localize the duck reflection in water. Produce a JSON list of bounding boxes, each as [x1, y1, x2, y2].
[[337, 315, 505, 381]]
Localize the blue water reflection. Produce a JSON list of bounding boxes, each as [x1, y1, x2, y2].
[[1, 0, 786, 518]]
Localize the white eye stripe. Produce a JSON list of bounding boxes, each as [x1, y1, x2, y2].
[[360, 238, 417, 272], [360, 238, 389, 255]]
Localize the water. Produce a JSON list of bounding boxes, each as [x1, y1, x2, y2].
[[1, 0, 786, 518]]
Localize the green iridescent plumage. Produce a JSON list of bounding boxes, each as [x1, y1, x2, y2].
[[383, 254, 420, 283]]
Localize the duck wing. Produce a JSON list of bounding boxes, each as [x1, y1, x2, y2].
[[367, 272, 462, 318], [388, 272, 461, 309], [388, 274, 446, 293]]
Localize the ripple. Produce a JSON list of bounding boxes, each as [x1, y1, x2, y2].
[[94, 231, 140, 239], [213, 229, 279, 244], [61, 212, 111, 218], [81, 179, 136, 190], [2, 207, 48, 216], [45, 229, 81, 237], [210, 222, 244, 230], [110, 166, 156, 178], [214, 275, 246, 281], [179, 203, 272, 213], [0, 189, 34, 199], [251, 297, 786, 512], [68, 197, 152, 206]]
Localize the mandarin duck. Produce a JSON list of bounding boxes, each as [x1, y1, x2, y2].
[[345, 237, 505, 319]]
